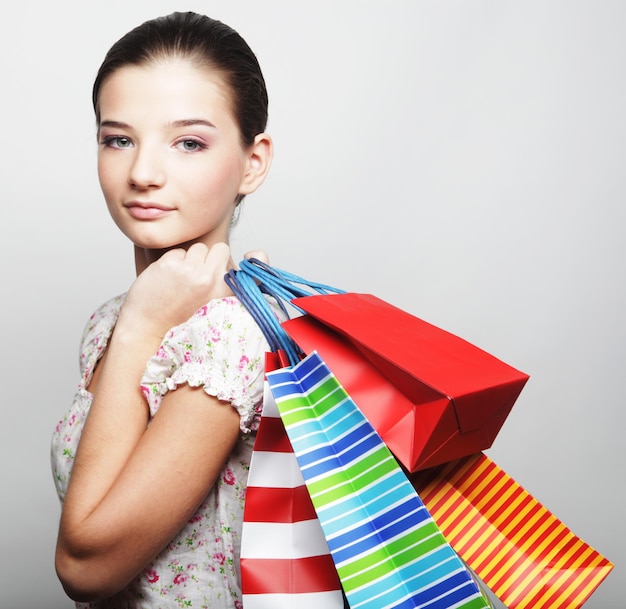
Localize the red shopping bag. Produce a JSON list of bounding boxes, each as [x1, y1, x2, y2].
[[283, 293, 529, 471]]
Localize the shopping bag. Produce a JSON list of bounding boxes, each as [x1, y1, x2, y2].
[[409, 453, 614, 609], [283, 302, 528, 471], [229, 259, 529, 471], [240, 352, 344, 609], [266, 351, 491, 609], [240, 351, 345, 608]]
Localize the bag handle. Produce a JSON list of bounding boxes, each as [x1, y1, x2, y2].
[[224, 259, 345, 366], [237, 258, 344, 302]]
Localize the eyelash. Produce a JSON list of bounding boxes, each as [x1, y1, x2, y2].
[[101, 135, 132, 149], [175, 138, 208, 153]]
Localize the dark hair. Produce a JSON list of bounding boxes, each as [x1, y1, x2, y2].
[[92, 12, 268, 146]]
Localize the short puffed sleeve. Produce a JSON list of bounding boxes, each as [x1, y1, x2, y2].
[[78, 294, 125, 388], [140, 297, 272, 433]]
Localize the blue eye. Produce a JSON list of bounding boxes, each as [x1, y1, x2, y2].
[[102, 136, 133, 149], [176, 139, 207, 152]]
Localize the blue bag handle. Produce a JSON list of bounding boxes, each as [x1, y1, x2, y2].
[[224, 259, 345, 366]]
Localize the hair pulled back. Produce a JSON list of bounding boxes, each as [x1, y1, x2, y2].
[[92, 12, 268, 146]]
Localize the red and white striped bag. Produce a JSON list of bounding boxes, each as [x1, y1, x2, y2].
[[240, 354, 345, 608]]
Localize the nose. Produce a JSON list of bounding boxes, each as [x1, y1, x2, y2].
[[128, 145, 166, 189]]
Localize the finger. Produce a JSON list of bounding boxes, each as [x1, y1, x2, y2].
[[159, 247, 187, 262], [207, 242, 231, 267], [243, 249, 270, 264], [184, 242, 210, 262]]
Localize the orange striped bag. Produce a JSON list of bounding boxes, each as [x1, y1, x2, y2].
[[409, 453, 614, 609]]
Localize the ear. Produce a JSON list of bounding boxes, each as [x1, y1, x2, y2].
[[239, 133, 273, 196]]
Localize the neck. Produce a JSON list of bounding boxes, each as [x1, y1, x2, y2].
[[134, 245, 161, 276]]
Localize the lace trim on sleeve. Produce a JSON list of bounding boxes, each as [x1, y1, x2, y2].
[[140, 297, 272, 433]]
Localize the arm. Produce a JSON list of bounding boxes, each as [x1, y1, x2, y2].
[[55, 243, 243, 601]]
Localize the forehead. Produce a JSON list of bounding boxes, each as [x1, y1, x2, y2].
[[98, 59, 235, 123]]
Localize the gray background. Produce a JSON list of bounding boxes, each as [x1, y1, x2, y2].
[[1, 1, 622, 607]]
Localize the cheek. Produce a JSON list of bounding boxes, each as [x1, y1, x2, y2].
[[97, 157, 113, 194], [185, 156, 246, 200], [218, 154, 249, 191], [97, 155, 125, 202]]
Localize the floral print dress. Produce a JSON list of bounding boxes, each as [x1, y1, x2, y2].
[[51, 294, 275, 609]]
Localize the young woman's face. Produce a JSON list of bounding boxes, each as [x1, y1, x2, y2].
[[97, 59, 252, 251]]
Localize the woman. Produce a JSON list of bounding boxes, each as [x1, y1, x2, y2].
[[52, 12, 275, 608]]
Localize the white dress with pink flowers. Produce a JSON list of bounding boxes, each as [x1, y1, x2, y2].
[[51, 294, 275, 609]]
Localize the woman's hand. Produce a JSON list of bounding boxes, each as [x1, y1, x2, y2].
[[242, 249, 269, 265], [119, 242, 234, 341]]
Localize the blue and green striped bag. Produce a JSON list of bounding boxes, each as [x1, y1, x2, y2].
[[266, 351, 490, 609]]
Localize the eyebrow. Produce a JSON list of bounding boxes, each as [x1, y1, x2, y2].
[[98, 118, 217, 130], [170, 118, 217, 129], [99, 120, 131, 129]]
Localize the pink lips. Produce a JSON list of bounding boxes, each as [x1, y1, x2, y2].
[[125, 201, 173, 220]]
